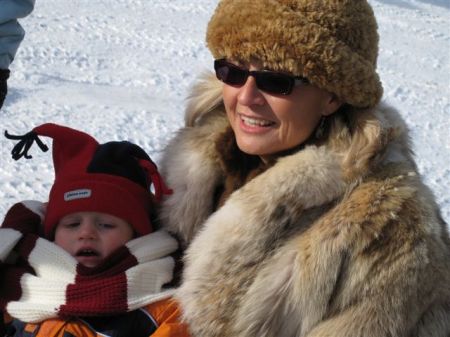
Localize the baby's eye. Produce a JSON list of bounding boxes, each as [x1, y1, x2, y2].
[[63, 222, 80, 228], [98, 223, 115, 229]]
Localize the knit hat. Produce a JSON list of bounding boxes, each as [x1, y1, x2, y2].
[[206, 0, 383, 108], [5, 123, 172, 238]]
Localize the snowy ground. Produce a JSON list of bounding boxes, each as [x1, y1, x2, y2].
[[1, 0, 449, 227]]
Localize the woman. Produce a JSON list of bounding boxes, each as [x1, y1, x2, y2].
[[0, 0, 35, 109], [159, 1, 450, 336]]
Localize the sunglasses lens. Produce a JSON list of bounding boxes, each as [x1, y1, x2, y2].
[[256, 73, 294, 95], [214, 61, 247, 85], [214, 59, 299, 95]]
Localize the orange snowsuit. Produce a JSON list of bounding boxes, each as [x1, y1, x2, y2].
[[4, 298, 189, 337]]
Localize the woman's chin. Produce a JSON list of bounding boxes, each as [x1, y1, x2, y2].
[[235, 138, 271, 157]]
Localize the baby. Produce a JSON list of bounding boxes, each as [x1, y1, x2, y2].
[[1, 123, 189, 337]]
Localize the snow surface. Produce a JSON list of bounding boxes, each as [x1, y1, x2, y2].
[[1, 0, 449, 227]]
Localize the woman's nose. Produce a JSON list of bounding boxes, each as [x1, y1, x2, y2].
[[237, 76, 265, 106]]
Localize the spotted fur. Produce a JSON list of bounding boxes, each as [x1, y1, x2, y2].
[[159, 74, 450, 337]]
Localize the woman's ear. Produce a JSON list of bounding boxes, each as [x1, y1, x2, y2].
[[323, 93, 343, 116]]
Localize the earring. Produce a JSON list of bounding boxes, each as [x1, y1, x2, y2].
[[315, 116, 327, 139]]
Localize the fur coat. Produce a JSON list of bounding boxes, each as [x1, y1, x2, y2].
[[159, 74, 450, 337]]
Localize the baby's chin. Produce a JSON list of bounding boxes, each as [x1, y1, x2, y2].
[[76, 255, 103, 268]]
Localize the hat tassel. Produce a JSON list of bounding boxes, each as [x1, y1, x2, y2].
[[4, 130, 49, 160]]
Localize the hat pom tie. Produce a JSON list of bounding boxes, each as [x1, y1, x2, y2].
[[138, 159, 173, 202], [4, 130, 49, 160]]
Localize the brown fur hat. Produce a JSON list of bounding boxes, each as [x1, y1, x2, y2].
[[206, 0, 383, 108]]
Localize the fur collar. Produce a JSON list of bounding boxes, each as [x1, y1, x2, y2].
[[160, 95, 416, 246]]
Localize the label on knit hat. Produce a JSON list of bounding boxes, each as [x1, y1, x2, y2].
[[64, 189, 92, 201]]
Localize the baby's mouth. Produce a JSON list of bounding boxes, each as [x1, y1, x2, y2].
[[76, 249, 100, 257]]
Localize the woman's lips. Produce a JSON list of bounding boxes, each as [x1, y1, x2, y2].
[[239, 113, 275, 133]]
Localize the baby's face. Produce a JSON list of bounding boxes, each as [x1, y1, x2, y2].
[[54, 211, 134, 268]]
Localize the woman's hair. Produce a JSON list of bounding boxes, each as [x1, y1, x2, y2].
[[185, 71, 224, 127]]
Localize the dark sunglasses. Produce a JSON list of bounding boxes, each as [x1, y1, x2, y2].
[[214, 59, 309, 95]]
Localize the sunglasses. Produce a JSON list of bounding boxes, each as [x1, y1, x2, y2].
[[214, 59, 309, 95]]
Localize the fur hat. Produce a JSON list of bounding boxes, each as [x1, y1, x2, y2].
[[5, 123, 171, 238], [206, 0, 383, 108]]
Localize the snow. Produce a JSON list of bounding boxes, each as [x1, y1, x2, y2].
[[1, 0, 449, 227]]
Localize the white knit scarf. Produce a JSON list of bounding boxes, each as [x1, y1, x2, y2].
[[0, 203, 178, 323]]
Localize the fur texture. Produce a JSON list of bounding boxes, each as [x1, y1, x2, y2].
[[159, 74, 450, 337], [206, 0, 383, 108]]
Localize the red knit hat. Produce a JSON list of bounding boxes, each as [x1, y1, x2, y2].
[[5, 123, 172, 238]]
